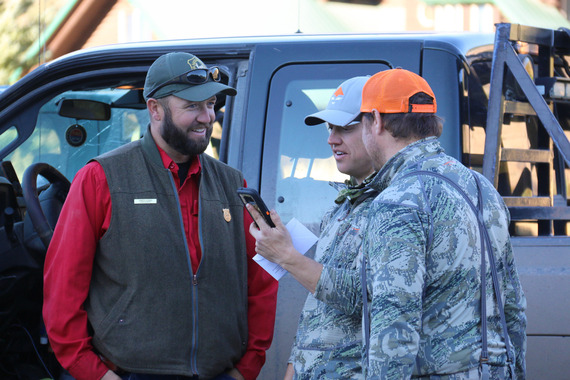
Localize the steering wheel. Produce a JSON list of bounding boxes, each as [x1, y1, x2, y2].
[[22, 163, 70, 250]]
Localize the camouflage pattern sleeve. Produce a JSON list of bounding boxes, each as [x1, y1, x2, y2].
[[313, 197, 375, 316], [481, 176, 527, 378], [503, 240, 527, 379], [499, 203, 527, 378], [288, 335, 298, 365], [364, 203, 427, 379], [314, 259, 363, 316]]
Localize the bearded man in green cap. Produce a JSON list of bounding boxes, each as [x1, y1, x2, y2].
[[43, 52, 278, 380]]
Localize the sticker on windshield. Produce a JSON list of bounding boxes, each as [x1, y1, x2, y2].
[[65, 124, 87, 147]]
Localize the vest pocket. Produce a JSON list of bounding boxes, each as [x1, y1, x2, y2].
[[93, 287, 134, 342]]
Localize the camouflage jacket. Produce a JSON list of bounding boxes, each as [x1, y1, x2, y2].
[[289, 181, 376, 379], [362, 137, 527, 379]]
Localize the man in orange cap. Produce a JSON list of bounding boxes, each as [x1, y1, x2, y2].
[[358, 68, 526, 379]]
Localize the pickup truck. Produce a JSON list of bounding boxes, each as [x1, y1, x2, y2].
[[0, 23, 568, 379]]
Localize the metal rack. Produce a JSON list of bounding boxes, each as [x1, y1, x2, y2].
[[483, 23, 570, 235]]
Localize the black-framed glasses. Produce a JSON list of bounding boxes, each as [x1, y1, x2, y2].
[[146, 67, 221, 98]]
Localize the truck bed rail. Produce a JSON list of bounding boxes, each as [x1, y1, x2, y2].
[[484, 23, 570, 235]]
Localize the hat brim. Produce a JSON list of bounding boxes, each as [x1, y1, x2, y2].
[[158, 81, 237, 101], [304, 109, 360, 126]]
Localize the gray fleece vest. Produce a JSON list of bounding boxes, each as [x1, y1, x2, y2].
[[86, 132, 248, 378]]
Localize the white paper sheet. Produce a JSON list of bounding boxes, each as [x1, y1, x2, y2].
[[253, 218, 318, 280]]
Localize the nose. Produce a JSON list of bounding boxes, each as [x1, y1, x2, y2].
[[328, 128, 342, 146], [197, 106, 215, 124]]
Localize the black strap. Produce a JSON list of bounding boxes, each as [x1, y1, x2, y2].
[[361, 254, 370, 369]]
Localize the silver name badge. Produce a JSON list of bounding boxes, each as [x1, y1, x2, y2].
[[134, 199, 157, 204]]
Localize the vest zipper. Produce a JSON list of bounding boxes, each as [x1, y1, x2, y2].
[[190, 174, 205, 375], [189, 203, 201, 376], [168, 172, 200, 376], [190, 275, 199, 375]]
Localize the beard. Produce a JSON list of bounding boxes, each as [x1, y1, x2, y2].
[[160, 105, 213, 157]]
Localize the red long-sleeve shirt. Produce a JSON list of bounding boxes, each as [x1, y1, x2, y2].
[[43, 146, 278, 380]]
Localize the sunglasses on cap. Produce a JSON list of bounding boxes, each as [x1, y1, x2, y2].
[[146, 67, 221, 98]]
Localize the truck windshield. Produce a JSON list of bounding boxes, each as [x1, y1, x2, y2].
[[4, 88, 149, 181]]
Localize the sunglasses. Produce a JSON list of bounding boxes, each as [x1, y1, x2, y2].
[[146, 67, 221, 98]]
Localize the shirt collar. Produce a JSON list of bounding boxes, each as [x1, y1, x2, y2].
[[155, 143, 202, 177], [334, 173, 377, 205]]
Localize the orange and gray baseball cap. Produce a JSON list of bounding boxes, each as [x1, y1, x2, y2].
[[143, 52, 236, 101], [360, 68, 436, 114], [304, 76, 369, 127]]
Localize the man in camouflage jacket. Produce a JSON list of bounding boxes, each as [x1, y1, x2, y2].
[[359, 69, 527, 379]]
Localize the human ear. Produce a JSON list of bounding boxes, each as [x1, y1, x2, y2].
[[371, 109, 383, 135], [147, 98, 162, 121]]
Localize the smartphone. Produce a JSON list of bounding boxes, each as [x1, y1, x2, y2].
[[237, 187, 275, 228]]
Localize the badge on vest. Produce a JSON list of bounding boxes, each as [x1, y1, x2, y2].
[[223, 208, 231, 222], [134, 199, 157, 204]]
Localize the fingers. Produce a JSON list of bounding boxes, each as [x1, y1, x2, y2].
[[269, 209, 284, 228], [249, 220, 260, 239], [246, 204, 268, 229]]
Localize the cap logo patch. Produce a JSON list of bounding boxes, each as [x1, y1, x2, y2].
[[187, 57, 204, 70], [331, 87, 344, 103]]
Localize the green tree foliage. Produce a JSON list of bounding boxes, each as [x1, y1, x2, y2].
[[0, 0, 63, 84], [0, 0, 36, 84]]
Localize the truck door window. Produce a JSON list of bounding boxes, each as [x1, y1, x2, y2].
[[4, 88, 149, 181], [263, 63, 389, 233], [0, 127, 18, 155], [4, 88, 229, 181]]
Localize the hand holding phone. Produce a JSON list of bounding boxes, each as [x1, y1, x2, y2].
[[237, 187, 275, 228]]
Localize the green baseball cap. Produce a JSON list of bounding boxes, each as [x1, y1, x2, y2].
[[143, 52, 237, 101]]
